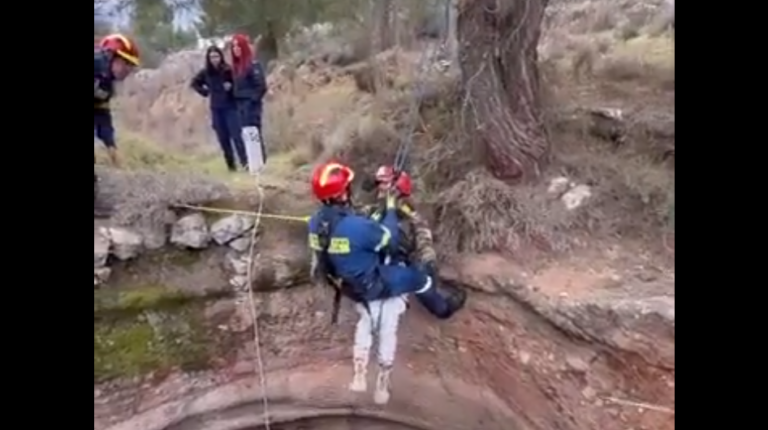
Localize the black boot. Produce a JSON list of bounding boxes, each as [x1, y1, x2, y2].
[[436, 278, 467, 319], [414, 276, 467, 320], [422, 261, 438, 278], [443, 284, 467, 318]]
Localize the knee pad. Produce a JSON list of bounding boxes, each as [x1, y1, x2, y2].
[[414, 275, 433, 295]]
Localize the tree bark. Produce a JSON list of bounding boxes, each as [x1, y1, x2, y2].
[[371, 0, 394, 53], [446, 0, 460, 72], [457, 0, 550, 182]]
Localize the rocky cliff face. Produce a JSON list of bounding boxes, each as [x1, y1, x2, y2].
[[94, 171, 674, 430]]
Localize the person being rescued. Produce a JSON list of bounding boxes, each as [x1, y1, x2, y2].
[[364, 165, 438, 271], [346, 165, 441, 404], [307, 162, 466, 403], [230, 34, 268, 172], [191, 46, 249, 172], [94, 33, 140, 218]]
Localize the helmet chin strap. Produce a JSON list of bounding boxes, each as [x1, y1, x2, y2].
[[323, 185, 355, 207]]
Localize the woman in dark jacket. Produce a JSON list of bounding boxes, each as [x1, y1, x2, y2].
[[190, 46, 248, 172], [230, 34, 268, 169]]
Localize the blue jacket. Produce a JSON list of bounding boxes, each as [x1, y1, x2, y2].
[[190, 65, 237, 111], [308, 206, 400, 300], [233, 62, 267, 127], [94, 49, 115, 111]]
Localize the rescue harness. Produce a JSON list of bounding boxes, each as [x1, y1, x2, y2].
[[314, 208, 374, 324]]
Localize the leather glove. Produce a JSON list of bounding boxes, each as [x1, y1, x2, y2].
[[397, 201, 415, 218], [385, 189, 397, 210]]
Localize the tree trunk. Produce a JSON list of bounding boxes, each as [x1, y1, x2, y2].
[[371, 0, 395, 53], [446, 0, 460, 72], [457, 0, 550, 182]]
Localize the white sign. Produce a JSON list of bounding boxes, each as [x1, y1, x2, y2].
[[241, 126, 265, 175]]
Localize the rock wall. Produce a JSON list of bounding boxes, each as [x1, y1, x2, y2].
[[94, 170, 673, 430], [95, 260, 674, 430], [95, 212, 259, 289], [95, 216, 674, 430]]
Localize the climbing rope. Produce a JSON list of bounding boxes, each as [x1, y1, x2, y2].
[[172, 203, 308, 223], [393, 32, 444, 176], [243, 170, 272, 430]]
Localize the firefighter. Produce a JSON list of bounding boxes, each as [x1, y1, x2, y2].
[[94, 34, 140, 217], [308, 162, 466, 405], [307, 161, 465, 318]]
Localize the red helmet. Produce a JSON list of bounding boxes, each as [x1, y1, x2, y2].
[[375, 165, 413, 197], [100, 34, 140, 66], [311, 162, 356, 201]]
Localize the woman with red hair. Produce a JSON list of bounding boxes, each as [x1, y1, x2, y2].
[[230, 34, 268, 172]]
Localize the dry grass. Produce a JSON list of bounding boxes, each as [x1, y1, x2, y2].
[[108, 0, 675, 258], [96, 132, 221, 174], [597, 35, 674, 88], [433, 170, 574, 255]]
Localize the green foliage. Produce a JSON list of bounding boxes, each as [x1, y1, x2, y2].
[[129, 0, 197, 67], [196, 0, 364, 39]]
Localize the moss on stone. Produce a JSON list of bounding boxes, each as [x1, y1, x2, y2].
[[94, 305, 214, 383], [94, 284, 189, 315], [140, 248, 204, 268], [94, 320, 160, 381], [166, 249, 203, 267]]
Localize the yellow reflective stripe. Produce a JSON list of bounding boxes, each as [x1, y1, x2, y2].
[[374, 226, 391, 252], [308, 233, 321, 250], [309, 233, 351, 254], [328, 238, 350, 254]]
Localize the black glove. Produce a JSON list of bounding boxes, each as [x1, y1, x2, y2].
[[422, 261, 437, 279]]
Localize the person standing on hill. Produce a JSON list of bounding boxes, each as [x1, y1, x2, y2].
[[94, 34, 140, 218], [190, 46, 249, 172], [230, 34, 268, 173], [95, 34, 140, 168]]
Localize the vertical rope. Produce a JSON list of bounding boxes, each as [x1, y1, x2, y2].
[[244, 170, 271, 429]]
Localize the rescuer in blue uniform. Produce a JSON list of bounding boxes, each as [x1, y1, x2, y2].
[[307, 161, 466, 319], [94, 34, 140, 217]]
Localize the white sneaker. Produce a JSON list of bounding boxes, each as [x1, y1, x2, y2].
[[349, 357, 368, 392], [373, 366, 392, 404], [349, 373, 367, 392]]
